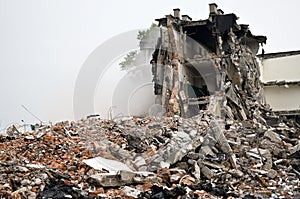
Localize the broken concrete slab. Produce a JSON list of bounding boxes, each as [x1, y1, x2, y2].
[[123, 186, 141, 198], [83, 157, 133, 173], [88, 170, 158, 187], [264, 130, 282, 143]]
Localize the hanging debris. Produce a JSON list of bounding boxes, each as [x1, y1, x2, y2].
[[151, 3, 266, 119]]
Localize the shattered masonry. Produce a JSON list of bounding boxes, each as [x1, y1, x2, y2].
[[151, 3, 266, 119], [1, 3, 300, 199]]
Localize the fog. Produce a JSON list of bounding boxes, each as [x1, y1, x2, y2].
[[1, 0, 300, 131]]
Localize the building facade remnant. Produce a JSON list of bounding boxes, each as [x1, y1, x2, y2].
[[259, 50, 300, 123], [151, 3, 267, 119]]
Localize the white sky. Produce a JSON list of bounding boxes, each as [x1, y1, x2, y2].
[[0, 0, 299, 129]]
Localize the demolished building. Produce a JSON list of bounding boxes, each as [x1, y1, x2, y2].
[[1, 3, 300, 199], [151, 3, 267, 119]]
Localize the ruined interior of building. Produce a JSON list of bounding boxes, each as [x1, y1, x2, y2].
[[151, 3, 267, 118]]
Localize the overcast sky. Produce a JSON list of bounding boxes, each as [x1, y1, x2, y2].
[[0, 0, 299, 129]]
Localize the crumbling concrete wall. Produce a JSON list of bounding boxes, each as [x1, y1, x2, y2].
[[151, 3, 267, 120]]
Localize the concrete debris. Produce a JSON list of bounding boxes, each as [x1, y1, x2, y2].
[[123, 186, 141, 198], [0, 3, 300, 199], [88, 171, 133, 187], [83, 157, 133, 173], [87, 170, 158, 188], [0, 105, 299, 198]]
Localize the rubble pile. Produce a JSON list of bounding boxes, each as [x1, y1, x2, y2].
[[0, 109, 300, 198]]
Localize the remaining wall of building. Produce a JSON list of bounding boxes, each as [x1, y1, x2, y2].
[[260, 52, 300, 113], [261, 54, 300, 82], [264, 85, 300, 111]]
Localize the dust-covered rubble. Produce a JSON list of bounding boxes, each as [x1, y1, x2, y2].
[[0, 109, 300, 198]]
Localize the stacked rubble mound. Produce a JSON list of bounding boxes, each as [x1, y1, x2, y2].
[[1, 109, 300, 198]]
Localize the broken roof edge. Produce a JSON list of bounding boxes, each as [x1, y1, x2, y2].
[[274, 109, 300, 116], [258, 50, 300, 59], [154, 5, 266, 48], [263, 80, 300, 86]]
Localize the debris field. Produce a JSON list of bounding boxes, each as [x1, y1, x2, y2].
[[1, 109, 300, 198]]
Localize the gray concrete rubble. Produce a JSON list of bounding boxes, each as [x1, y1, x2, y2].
[[0, 3, 300, 199], [0, 107, 299, 198], [83, 157, 133, 173], [87, 170, 157, 187]]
